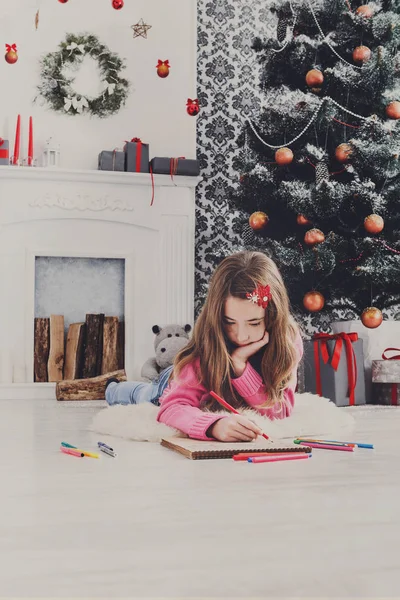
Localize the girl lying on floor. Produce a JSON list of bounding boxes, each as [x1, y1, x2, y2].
[[105, 250, 303, 442]]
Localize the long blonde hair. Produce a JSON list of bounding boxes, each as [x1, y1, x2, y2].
[[173, 251, 300, 411]]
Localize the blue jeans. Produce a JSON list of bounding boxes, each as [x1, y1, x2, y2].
[[105, 366, 173, 406]]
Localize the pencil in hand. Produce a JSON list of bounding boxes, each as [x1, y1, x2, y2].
[[209, 390, 271, 441]]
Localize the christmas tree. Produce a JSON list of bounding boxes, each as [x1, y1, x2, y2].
[[232, 0, 400, 331]]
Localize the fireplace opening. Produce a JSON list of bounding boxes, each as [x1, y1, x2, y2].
[[34, 257, 125, 382]]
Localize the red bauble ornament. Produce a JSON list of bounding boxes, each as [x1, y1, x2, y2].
[[305, 69, 324, 88], [58, 0, 69, 3], [356, 5, 374, 17], [156, 60, 170, 78], [304, 228, 325, 246], [112, 0, 124, 8], [353, 45, 371, 64], [297, 214, 311, 226], [187, 98, 200, 116], [5, 43, 18, 64], [361, 307, 383, 329], [249, 211, 269, 231], [364, 214, 384, 234], [335, 143, 353, 163], [386, 101, 400, 120], [275, 147, 294, 165], [303, 291, 325, 313]]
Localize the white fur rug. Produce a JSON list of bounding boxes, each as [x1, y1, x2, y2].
[[89, 392, 355, 442]]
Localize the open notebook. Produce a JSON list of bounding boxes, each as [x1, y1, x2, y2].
[[160, 436, 311, 460]]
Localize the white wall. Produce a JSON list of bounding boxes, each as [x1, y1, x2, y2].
[[0, 0, 197, 170]]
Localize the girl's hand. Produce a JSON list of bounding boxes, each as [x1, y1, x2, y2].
[[208, 415, 263, 442], [231, 330, 269, 377]]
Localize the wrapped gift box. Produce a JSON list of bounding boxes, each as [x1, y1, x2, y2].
[[303, 333, 366, 406], [0, 139, 9, 165], [372, 348, 400, 405], [150, 157, 200, 176], [124, 138, 149, 173], [331, 320, 400, 403], [98, 150, 125, 172], [373, 383, 400, 405]]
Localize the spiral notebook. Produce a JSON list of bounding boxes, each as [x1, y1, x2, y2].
[[160, 436, 311, 460]]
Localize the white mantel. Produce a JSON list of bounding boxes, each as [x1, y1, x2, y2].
[[0, 167, 200, 399]]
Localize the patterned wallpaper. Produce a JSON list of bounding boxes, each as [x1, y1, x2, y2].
[[196, 0, 273, 315]]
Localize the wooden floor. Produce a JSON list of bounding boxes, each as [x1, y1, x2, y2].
[[1, 399, 399, 599]]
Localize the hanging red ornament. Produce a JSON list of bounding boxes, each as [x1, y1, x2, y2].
[[364, 214, 384, 234], [156, 60, 170, 78], [303, 291, 325, 312], [112, 0, 124, 9], [361, 307, 383, 329], [353, 45, 371, 64], [249, 211, 269, 231], [305, 69, 324, 88], [58, 0, 69, 3], [297, 214, 311, 226], [186, 98, 200, 116], [304, 228, 325, 246], [356, 5, 374, 17], [386, 101, 400, 119], [5, 44, 18, 64], [275, 147, 294, 165], [335, 143, 353, 163]]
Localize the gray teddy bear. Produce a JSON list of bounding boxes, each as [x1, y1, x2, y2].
[[140, 324, 192, 382]]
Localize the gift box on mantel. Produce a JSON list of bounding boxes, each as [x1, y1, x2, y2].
[[372, 348, 400, 405], [98, 149, 125, 172], [303, 332, 366, 406], [0, 139, 10, 165], [150, 157, 200, 177], [124, 137, 150, 173]]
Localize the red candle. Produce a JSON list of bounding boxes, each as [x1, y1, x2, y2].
[[13, 114, 21, 165], [28, 116, 33, 166]]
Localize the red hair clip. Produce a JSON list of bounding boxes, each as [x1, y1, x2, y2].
[[246, 284, 272, 309]]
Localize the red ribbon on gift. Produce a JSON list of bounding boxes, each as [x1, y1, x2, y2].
[[0, 139, 7, 159], [312, 332, 359, 406], [125, 138, 143, 173], [170, 157, 186, 181], [381, 348, 400, 405]]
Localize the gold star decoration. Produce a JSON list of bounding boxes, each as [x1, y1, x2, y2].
[[131, 19, 152, 39]]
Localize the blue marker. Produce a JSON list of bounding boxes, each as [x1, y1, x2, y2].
[[98, 441, 114, 452]]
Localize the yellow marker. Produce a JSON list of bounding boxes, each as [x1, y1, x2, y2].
[[74, 449, 100, 459]]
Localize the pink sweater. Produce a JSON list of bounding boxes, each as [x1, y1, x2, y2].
[[157, 335, 303, 440]]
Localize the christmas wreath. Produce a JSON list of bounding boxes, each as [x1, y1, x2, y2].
[[37, 33, 130, 118]]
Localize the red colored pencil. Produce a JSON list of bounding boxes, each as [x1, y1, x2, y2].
[[210, 390, 270, 440]]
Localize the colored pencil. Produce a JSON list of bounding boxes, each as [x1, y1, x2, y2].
[[294, 439, 354, 447], [297, 441, 354, 452], [210, 390, 270, 440], [61, 442, 99, 458], [233, 452, 299, 461], [296, 438, 373, 449], [248, 454, 312, 464], [60, 447, 84, 458]]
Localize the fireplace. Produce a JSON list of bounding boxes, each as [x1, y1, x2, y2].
[[0, 167, 199, 399]]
